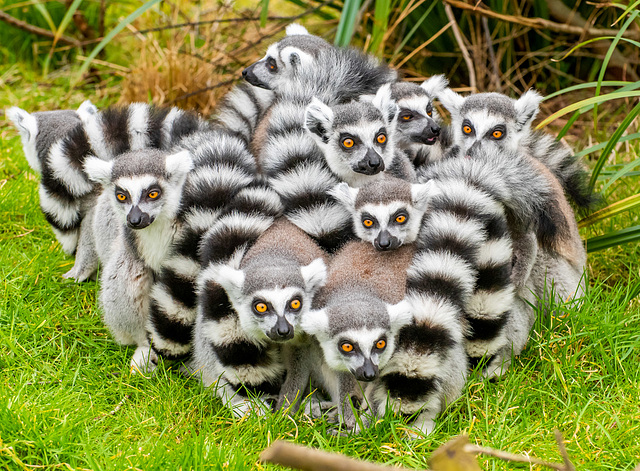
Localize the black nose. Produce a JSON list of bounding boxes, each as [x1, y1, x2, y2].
[[277, 324, 291, 337], [431, 124, 440, 136], [362, 370, 376, 381], [241, 68, 248, 78]]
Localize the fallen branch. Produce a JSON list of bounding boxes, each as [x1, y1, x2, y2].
[[0, 11, 81, 47], [443, 2, 477, 91], [442, 0, 640, 41]]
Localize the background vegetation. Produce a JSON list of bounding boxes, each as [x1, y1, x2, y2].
[[0, 0, 639, 469]]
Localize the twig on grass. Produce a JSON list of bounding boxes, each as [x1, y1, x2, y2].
[[93, 394, 130, 421], [443, 3, 476, 91], [555, 429, 577, 471], [0, 11, 81, 47]]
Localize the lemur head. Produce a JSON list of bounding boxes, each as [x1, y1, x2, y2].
[[242, 24, 330, 91], [6, 103, 89, 174], [302, 292, 412, 381], [207, 257, 327, 343], [387, 75, 448, 151], [331, 176, 434, 251], [438, 89, 543, 156], [304, 84, 398, 185], [84, 148, 193, 230]]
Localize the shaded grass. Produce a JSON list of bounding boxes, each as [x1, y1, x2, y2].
[[1, 85, 639, 470]]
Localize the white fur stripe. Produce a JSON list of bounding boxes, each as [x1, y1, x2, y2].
[[161, 108, 181, 149], [466, 287, 515, 318], [405, 294, 465, 339], [408, 251, 476, 294], [150, 284, 197, 324], [163, 256, 200, 279], [128, 103, 150, 150], [183, 208, 223, 233], [48, 140, 94, 197], [187, 164, 254, 194], [38, 185, 80, 226], [422, 212, 485, 246], [476, 238, 512, 266], [287, 203, 350, 237], [270, 162, 338, 199], [80, 112, 111, 161], [51, 227, 79, 255]]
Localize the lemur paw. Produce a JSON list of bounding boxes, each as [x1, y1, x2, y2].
[[130, 346, 158, 376], [62, 264, 97, 282]]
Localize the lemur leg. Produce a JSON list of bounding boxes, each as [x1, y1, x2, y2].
[[63, 207, 99, 282], [276, 343, 311, 413], [511, 230, 538, 290], [130, 343, 158, 375], [405, 395, 443, 439]]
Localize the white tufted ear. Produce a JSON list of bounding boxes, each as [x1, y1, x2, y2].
[[300, 258, 327, 294], [514, 89, 543, 131], [304, 97, 334, 144], [84, 156, 113, 185], [420, 75, 449, 98], [329, 182, 359, 210], [77, 100, 98, 117], [286, 23, 309, 36], [165, 150, 193, 181], [372, 83, 398, 124], [281, 46, 314, 69], [386, 299, 413, 332], [359, 93, 375, 103], [437, 88, 465, 115], [207, 263, 245, 301], [300, 308, 330, 339], [411, 181, 438, 211], [6, 107, 37, 142]]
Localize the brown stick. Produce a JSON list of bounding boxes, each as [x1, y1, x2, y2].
[[464, 444, 566, 470], [442, 0, 640, 41], [554, 430, 576, 471], [444, 2, 477, 91], [0, 10, 81, 47], [260, 441, 408, 471]]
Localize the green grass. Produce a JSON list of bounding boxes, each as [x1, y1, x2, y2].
[[1, 83, 640, 471]]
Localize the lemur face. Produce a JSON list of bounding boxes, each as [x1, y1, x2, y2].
[[305, 84, 398, 186], [302, 297, 412, 381], [389, 76, 448, 152], [242, 24, 329, 91], [438, 89, 543, 157], [85, 149, 193, 230], [208, 258, 326, 343], [331, 179, 434, 251]]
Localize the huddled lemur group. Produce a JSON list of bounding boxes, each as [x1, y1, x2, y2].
[[7, 24, 594, 436]]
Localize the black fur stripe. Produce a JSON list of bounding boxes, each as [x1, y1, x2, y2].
[[148, 301, 194, 347], [170, 112, 201, 145], [475, 263, 511, 292], [157, 268, 197, 309], [381, 373, 439, 402], [396, 323, 456, 355], [267, 123, 304, 141], [200, 225, 260, 265], [42, 206, 81, 231], [406, 272, 467, 310], [466, 314, 509, 342], [428, 198, 508, 241], [310, 225, 354, 253], [233, 378, 283, 398], [101, 107, 130, 156], [263, 150, 326, 177], [199, 280, 235, 321], [193, 147, 256, 175], [180, 185, 244, 216], [417, 231, 477, 265], [62, 125, 92, 171], [280, 190, 335, 213], [148, 106, 171, 149], [214, 340, 273, 367]]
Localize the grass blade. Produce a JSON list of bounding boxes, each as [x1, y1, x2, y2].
[[578, 194, 640, 229], [369, 0, 390, 55], [334, 0, 361, 47], [600, 156, 640, 193], [259, 0, 269, 28], [33, 0, 56, 32], [586, 224, 640, 252], [43, 0, 84, 77], [574, 133, 640, 159], [544, 81, 633, 101], [589, 100, 640, 190], [72, 0, 161, 87]]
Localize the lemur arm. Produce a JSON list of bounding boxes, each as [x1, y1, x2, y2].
[[511, 230, 538, 290]]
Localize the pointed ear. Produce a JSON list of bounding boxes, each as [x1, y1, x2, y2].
[[304, 97, 334, 144], [386, 300, 413, 331], [165, 150, 193, 181], [84, 156, 113, 185], [77, 100, 98, 117], [514, 89, 543, 131], [6, 107, 37, 142], [300, 308, 329, 338], [286, 23, 309, 36], [411, 181, 436, 211], [207, 263, 245, 299], [420, 75, 449, 98], [359, 94, 375, 103], [300, 258, 327, 294], [437, 88, 465, 115], [329, 182, 359, 210], [372, 83, 397, 124], [281, 46, 314, 69]]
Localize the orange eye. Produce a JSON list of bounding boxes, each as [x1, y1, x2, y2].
[[395, 215, 406, 224], [427, 110, 433, 117], [363, 219, 374, 228], [492, 130, 503, 139], [290, 299, 301, 310], [342, 138, 354, 148], [402, 115, 412, 121], [376, 339, 386, 349], [116, 193, 127, 202], [463, 125, 472, 134], [376, 134, 386, 144], [148, 190, 159, 199], [254, 302, 268, 313], [341, 343, 353, 353]]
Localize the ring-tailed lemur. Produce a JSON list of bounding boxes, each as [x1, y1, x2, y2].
[[333, 174, 523, 378], [248, 40, 398, 251], [304, 84, 416, 186], [300, 241, 414, 431], [7, 104, 96, 280], [192, 218, 327, 416], [83, 148, 193, 370], [436, 88, 596, 211]]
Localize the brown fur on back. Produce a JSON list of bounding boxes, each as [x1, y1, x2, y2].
[[316, 241, 415, 305], [251, 106, 274, 172], [241, 218, 329, 268]]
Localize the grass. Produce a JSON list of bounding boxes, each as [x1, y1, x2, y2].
[[1, 78, 640, 471]]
